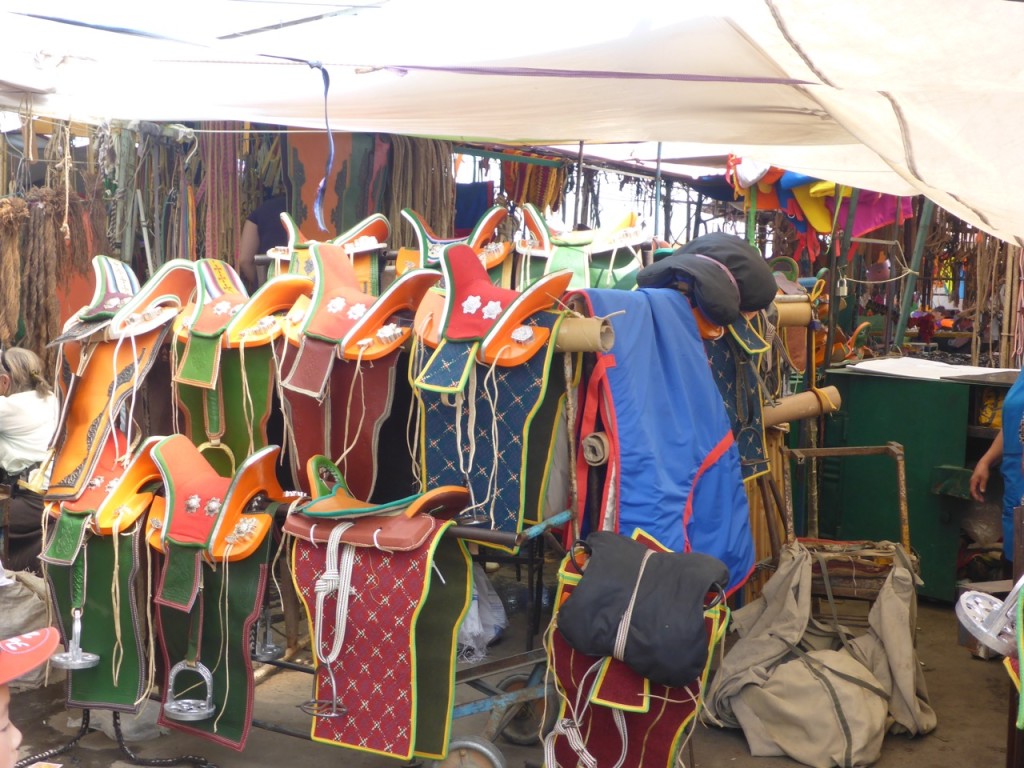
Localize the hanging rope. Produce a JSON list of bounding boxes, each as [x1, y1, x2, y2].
[[23, 188, 62, 368], [0, 196, 29, 342], [198, 122, 242, 269], [385, 135, 456, 248]]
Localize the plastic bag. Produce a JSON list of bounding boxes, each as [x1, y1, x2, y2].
[[476, 564, 508, 643], [458, 564, 509, 662]]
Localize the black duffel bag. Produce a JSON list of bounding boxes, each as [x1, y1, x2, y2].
[[557, 532, 729, 688]]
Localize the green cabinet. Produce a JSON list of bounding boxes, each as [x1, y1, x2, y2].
[[821, 369, 968, 601]]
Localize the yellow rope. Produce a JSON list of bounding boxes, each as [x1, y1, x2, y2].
[[134, 537, 158, 709], [109, 508, 129, 687], [333, 344, 369, 476]]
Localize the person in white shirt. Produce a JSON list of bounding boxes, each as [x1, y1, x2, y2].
[[0, 347, 59, 574]]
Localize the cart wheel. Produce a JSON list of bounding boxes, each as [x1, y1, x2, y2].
[[428, 735, 507, 768], [496, 673, 559, 746]]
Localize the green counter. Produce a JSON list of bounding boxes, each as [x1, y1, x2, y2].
[[820, 366, 1014, 601]]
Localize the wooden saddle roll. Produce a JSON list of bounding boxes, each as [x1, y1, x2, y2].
[[283, 457, 472, 761], [277, 240, 439, 500], [410, 243, 574, 551], [144, 434, 290, 751]]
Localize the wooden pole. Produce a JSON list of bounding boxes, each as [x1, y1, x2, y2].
[[892, 198, 936, 348], [823, 188, 860, 368], [653, 142, 663, 239], [971, 240, 981, 367], [1001, 244, 1016, 367], [1011, 246, 1019, 366], [573, 141, 585, 228]]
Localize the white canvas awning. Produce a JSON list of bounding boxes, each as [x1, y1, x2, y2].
[[2, 0, 1023, 241]]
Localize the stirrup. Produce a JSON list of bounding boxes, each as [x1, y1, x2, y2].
[[51, 609, 101, 670], [163, 660, 216, 721], [298, 698, 347, 718], [253, 605, 284, 662], [452, 508, 492, 527], [298, 663, 346, 718]]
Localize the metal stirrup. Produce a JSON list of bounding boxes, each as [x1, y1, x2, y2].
[[163, 660, 216, 721], [51, 609, 101, 670]]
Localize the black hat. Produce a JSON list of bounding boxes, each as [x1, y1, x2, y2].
[[673, 232, 777, 312]]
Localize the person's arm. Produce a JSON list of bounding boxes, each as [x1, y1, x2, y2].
[[971, 428, 1004, 501], [238, 220, 260, 292]]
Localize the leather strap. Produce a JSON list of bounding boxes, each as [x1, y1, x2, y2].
[[40, 511, 90, 568]]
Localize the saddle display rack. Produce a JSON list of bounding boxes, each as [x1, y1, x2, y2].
[[268, 239, 612, 766], [24, 211, 616, 768]]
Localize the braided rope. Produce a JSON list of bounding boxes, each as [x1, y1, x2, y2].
[[0, 196, 28, 341]]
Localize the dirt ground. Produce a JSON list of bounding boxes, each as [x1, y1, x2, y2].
[[10, 582, 1011, 768]]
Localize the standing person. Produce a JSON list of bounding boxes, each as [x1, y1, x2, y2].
[[970, 370, 1024, 565], [238, 193, 288, 292], [0, 347, 59, 575], [0, 627, 59, 768]]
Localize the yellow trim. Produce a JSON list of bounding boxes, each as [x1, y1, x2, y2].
[[528, 348, 583, 526], [590, 657, 651, 712], [482, 310, 567, 554], [408, 335, 431, 492], [727, 316, 770, 354], [1006, 657, 1021, 693], [413, 338, 478, 395], [412, 529, 473, 759]]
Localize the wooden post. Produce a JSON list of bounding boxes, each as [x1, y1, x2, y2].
[[892, 198, 936, 349], [823, 188, 860, 368], [1001, 244, 1017, 367], [653, 142, 663, 239], [573, 141, 585, 228]]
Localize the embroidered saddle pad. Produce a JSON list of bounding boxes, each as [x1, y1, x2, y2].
[[172, 260, 310, 477], [42, 431, 147, 713], [285, 505, 471, 761], [411, 244, 572, 550], [703, 315, 772, 481], [46, 258, 180, 500]]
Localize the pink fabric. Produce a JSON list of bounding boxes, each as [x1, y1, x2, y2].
[[826, 192, 915, 241]]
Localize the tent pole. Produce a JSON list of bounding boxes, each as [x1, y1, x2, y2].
[[745, 185, 757, 247], [653, 142, 663, 239], [825, 187, 860, 354], [573, 141, 585, 228], [1000, 243, 1016, 366], [892, 198, 936, 349]]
